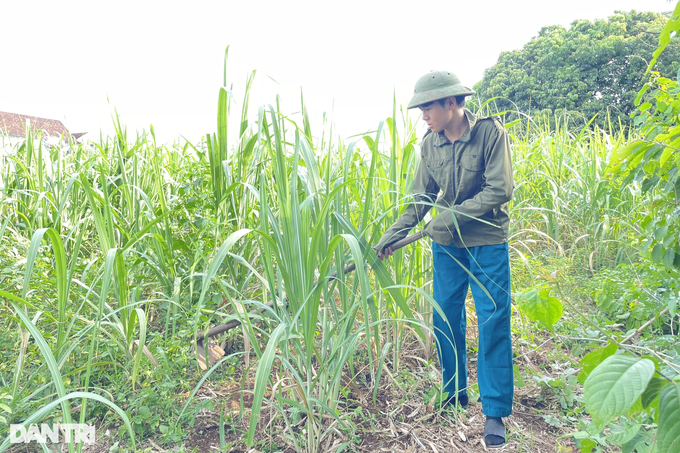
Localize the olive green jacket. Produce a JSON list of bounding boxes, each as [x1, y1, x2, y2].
[[376, 109, 513, 250]]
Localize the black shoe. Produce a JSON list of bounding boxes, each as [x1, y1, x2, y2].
[[484, 416, 506, 448], [443, 393, 468, 408]]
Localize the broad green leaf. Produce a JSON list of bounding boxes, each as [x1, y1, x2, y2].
[[652, 244, 664, 263], [578, 437, 596, 453], [578, 343, 619, 385], [622, 431, 654, 453], [663, 248, 675, 269], [515, 288, 563, 331], [663, 234, 677, 247], [606, 422, 641, 445], [655, 225, 669, 241], [583, 354, 654, 429], [660, 147, 674, 166], [641, 377, 667, 409], [657, 382, 680, 453]]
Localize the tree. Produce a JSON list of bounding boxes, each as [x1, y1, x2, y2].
[[474, 10, 680, 130]]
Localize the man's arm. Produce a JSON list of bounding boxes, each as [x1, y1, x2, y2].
[[424, 122, 513, 236]]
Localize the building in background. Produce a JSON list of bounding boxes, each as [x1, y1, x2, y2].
[[0, 111, 86, 146]]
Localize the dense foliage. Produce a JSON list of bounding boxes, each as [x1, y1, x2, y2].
[[525, 5, 680, 452], [474, 10, 680, 130]]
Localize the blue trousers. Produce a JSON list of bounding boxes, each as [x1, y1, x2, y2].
[[432, 241, 513, 417]]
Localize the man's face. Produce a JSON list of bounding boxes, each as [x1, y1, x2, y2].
[[419, 99, 454, 133]]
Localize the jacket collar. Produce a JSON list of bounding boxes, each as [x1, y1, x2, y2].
[[434, 108, 478, 147]]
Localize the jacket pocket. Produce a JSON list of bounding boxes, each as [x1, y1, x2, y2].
[[424, 157, 448, 190], [424, 158, 444, 172], [461, 152, 483, 171]]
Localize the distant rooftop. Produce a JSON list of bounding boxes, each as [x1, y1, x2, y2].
[[0, 111, 72, 140]]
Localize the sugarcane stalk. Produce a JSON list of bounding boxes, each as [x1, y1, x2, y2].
[[195, 231, 424, 369]]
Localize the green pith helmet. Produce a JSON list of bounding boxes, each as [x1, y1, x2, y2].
[[407, 70, 475, 109]]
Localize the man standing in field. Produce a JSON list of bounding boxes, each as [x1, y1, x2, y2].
[[375, 70, 514, 447]]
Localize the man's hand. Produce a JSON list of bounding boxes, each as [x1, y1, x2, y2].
[[377, 246, 394, 261]]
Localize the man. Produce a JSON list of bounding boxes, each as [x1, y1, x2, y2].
[[374, 70, 514, 448]]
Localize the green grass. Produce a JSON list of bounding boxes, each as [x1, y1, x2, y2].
[[0, 56, 662, 452]]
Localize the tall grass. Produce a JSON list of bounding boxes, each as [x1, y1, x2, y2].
[[506, 113, 644, 273], [0, 57, 649, 451]]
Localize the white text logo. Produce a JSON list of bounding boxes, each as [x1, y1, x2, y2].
[[9, 423, 95, 444]]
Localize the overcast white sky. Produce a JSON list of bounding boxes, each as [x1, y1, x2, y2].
[[0, 0, 675, 144]]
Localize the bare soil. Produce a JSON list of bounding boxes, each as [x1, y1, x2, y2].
[[175, 302, 581, 453]]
